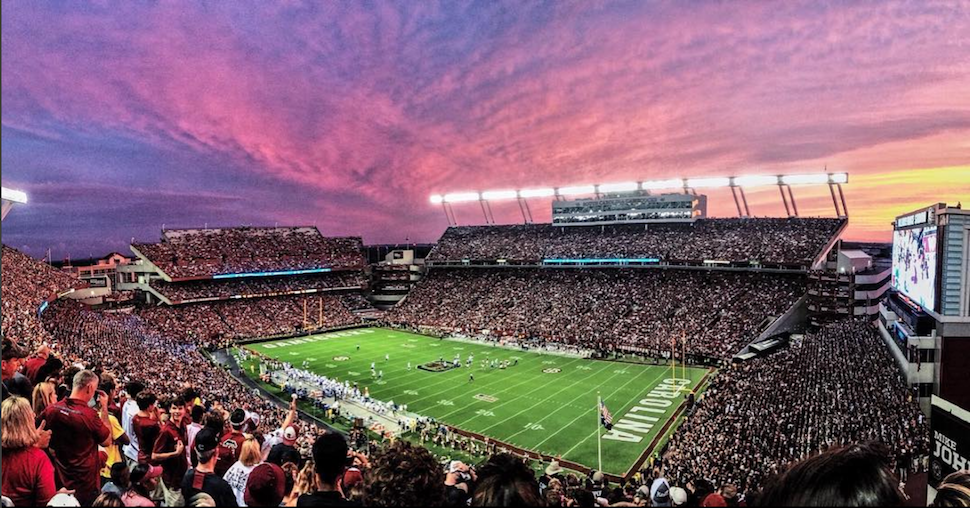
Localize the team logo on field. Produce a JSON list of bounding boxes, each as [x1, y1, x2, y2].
[[543, 368, 562, 374], [474, 394, 498, 403], [333, 356, 350, 361]]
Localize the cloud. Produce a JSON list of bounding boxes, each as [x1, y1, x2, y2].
[[2, 0, 969, 255]]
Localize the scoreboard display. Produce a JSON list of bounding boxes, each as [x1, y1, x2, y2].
[[892, 208, 939, 313]]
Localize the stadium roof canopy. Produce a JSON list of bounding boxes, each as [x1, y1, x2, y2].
[[1, 186, 28, 222]]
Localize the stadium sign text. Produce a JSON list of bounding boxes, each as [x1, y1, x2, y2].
[[602, 378, 692, 443]]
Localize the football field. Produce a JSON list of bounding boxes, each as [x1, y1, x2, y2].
[[246, 327, 710, 476]]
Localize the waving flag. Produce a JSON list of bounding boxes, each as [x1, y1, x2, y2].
[[600, 400, 613, 430]]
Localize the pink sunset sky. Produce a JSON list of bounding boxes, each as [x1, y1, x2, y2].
[[2, 1, 968, 258]]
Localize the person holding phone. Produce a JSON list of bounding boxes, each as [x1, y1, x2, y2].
[[38, 370, 111, 506]]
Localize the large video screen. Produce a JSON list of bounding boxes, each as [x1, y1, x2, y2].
[[892, 226, 938, 311]]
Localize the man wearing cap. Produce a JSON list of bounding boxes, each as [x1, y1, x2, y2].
[[181, 427, 239, 507], [267, 424, 302, 467], [670, 486, 688, 507], [245, 463, 287, 507], [650, 467, 673, 507], [218, 408, 249, 476], [1, 339, 29, 400]]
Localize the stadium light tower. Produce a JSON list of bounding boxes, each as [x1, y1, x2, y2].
[[430, 171, 849, 225], [1, 187, 28, 222]]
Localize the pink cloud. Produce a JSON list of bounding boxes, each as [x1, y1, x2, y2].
[[2, 1, 968, 250]]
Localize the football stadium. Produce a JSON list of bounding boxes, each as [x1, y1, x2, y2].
[[6, 172, 969, 507], [4, 3, 970, 508]]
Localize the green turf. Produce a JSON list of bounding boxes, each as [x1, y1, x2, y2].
[[246, 327, 710, 476]]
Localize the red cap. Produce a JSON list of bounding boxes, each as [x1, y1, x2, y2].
[[245, 463, 287, 507], [702, 493, 728, 507]]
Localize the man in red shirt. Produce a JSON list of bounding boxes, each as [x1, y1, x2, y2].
[[153, 396, 188, 506], [217, 408, 248, 477], [132, 391, 161, 464], [39, 369, 111, 506]]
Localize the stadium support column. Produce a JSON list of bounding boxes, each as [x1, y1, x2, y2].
[[731, 187, 744, 217], [442, 203, 458, 226], [479, 199, 496, 225], [778, 184, 792, 217], [786, 185, 800, 217], [837, 184, 849, 218], [739, 187, 751, 217], [730, 186, 751, 218], [517, 197, 534, 224]]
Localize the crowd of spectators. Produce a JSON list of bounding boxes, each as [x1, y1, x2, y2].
[[662, 319, 929, 498], [133, 227, 366, 279], [1, 246, 86, 350], [138, 295, 362, 345], [389, 268, 804, 359], [151, 272, 367, 304], [2, 244, 950, 507], [427, 218, 845, 265]]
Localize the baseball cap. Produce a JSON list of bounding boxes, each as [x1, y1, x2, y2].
[[46, 493, 81, 507], [653, 479, 671, 505], [2, 339, 28, 361], [245, 463, 287, 507], [130, 464, 163, 485], [230, 408, 247, 428], [194, 427, 220, 454], [701, 493, 728, 507], [283, 425, 299, 444], [670, 487, 688, 506]]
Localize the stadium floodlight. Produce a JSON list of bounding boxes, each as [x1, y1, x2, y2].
[[733, 175, 780, 187], [598, 182, 639, 193], [443, 192, 481, 203], [828, 173, 849, 184], [557, 185, 596, 196], [641, 178, 685, 190], [781, 173, 830, 185], [518, 188, 556, 198], [481, 190, 519, 200], [686, 177, 731, 189], [1, 187, 28, 204], [430, 195, 444, 204]]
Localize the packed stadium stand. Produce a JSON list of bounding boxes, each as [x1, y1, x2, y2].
[[131, 226, 366, 279], [387, 268, 805, 361], [150, 272, 367, 304], [663, 319, 929, 495], [427, 218, 846, 267]]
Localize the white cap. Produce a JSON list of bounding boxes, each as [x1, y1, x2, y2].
[[670, 486, 688, 506], [46, 493, 81, 507]]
